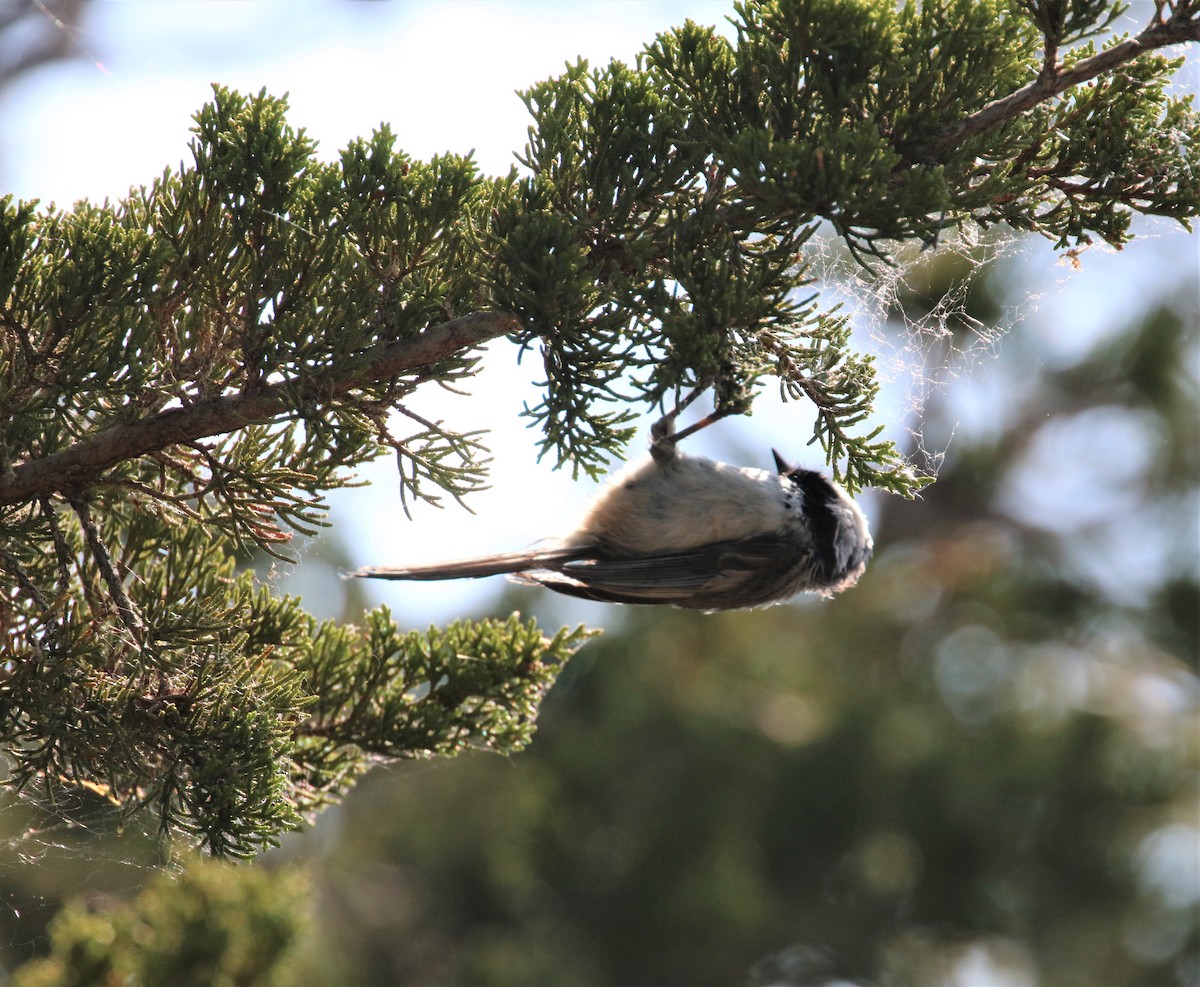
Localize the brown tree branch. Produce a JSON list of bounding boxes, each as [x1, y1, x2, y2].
[[0, 311, 522, 507], [914, 5, 1200, 161]]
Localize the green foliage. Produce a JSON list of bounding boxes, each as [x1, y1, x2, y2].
[[12, 859, 307, 987], [1020, 0, 1127, 44], [0, 84, 588, 855], [1, 475, 585, 854], [887, 0, 1043, 153], [296, 612, 596, 760], [1018, 48, 1198, 245], [501, 0, 1197, 475], [1, 0, 1197, 858]]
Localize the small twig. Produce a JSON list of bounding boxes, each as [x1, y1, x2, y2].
[[66, 493, 146, 643], [1040, 34, 1060, 83], [393, 404, 449, 434], [150, 447, 207, 489], [0, 545, 49, 612], [39, 496, 74, 596], [97, 477, 207, 522]]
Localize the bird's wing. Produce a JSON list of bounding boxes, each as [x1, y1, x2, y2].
[[524, 533, 795, 607]]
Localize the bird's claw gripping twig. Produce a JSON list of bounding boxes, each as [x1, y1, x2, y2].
[[650, 387, 730, 463]]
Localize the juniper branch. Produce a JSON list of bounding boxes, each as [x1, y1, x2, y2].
[[915, 3, 1199, 161], [0, 311, 520, 507]]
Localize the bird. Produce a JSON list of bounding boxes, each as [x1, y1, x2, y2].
[[350, 402, 873, 611]]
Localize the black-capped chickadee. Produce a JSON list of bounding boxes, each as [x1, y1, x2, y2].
[[351, 405, 873, 611]]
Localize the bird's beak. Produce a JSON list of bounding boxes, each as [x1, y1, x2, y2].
[[772, 449, 792, 475]]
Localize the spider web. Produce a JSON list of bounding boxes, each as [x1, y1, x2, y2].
[[0, 779, 167, 969], [808, 223, 1039, 481]]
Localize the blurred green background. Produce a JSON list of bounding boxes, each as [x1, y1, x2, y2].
[[281, 238, 1197, 987]]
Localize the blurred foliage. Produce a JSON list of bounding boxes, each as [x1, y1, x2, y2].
[[11, 858, 308, 987], [280, 244, 1198, 987]]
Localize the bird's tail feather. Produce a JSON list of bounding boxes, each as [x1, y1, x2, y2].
[[348, 546, 582, 582]]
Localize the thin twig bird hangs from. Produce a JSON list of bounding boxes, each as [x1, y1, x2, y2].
[[350, 394, 873, 611]]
